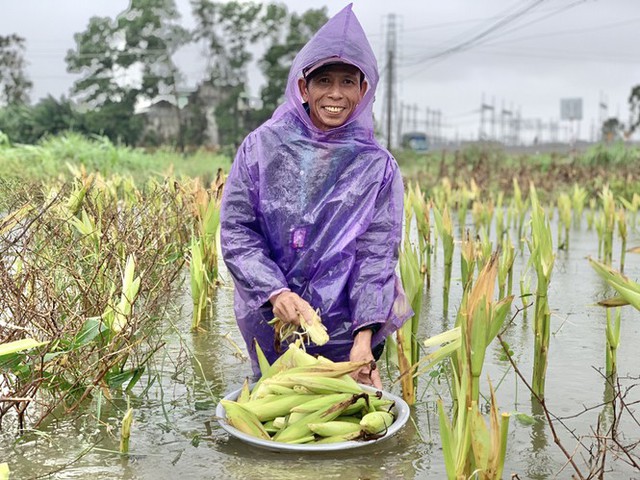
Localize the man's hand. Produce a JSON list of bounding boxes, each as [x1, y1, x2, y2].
[[270, 291, 314, 326], [349, 329, 382, 389]]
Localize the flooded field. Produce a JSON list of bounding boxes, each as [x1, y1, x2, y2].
[[2, 217, 639, 479]]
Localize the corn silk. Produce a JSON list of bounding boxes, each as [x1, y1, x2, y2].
[[220, 4, 412, 375]]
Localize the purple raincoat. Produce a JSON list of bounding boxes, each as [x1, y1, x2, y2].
[[221, 4, 412, 374]]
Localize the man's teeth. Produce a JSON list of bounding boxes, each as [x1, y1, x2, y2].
[[324, 106, 344, 113]]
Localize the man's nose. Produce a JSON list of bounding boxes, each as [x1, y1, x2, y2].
[[327, 82, 343, 98]]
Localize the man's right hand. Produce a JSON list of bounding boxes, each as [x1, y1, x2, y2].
[[270, 291, 314, 326]]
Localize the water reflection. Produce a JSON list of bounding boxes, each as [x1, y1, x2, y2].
[[526, 398, 553, 480]]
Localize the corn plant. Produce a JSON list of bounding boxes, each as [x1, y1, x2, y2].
[[494, 192, 505, 246], [498, 233, 515, 298], [617, 209, 627, 273], [476, 227, 493, 273], [460, 230, 476, 292], [600, 186, 616, 265], [619, 192, 639, 231], [571, 183, 588, 228], [434, 204, 455, 316], [411, 183, 432, 287], [605, 308, 621, 376], [511, 177, 528, 246], [528, 184, 555, 398], [394, 240, 424, 405], [556, 193, 572, 250], [585, 197, 596, 231], [437, 254, 513, 479], [470, 383, 510, 480]]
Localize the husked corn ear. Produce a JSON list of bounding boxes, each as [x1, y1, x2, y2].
[[221, 400, 271, 441], [307, 421, 362, 437], [272, 416, 287, 429], [360, 411, 395, 434], [285, 435, 316, 445], [300, 310, 329, 346]]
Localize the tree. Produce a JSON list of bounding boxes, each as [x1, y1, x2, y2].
[[191, 0, 266, 146], [629, 85, 640, 134], [0, 34, 32, 106], [601, 117, 624, 142], [66, 0, 188, 144], [257, 6, 328, 123]]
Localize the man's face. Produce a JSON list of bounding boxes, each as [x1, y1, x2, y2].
[[298, 64, 368, 131]]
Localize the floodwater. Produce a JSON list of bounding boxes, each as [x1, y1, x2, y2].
[[2, 217, 639, 479]]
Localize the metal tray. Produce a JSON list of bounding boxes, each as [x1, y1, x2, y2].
[[216, 383, 410, 452]]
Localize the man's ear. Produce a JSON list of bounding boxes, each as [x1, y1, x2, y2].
[[298, 77, 309, 102], [360, 80, 368, 99]]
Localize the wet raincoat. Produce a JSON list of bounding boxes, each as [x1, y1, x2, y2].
[[221, 4, 411, 375]]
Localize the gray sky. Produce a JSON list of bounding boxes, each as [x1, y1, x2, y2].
[[2, 0, 639, 143]]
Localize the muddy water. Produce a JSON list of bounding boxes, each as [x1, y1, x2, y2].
[[2, 219, 639, 479]]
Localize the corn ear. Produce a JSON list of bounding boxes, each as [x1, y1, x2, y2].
[[221, 400, 271, 441], [120, 407, 134, 454]]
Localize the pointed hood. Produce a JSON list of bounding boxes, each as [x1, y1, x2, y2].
[[271, 4, 379, 134]]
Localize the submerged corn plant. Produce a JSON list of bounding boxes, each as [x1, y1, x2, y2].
[[437, 253, 513, 479], [497, 233, 515, 298], [600, 186, 616, 265], [395, 241, 423, 405], [571, 183, 588, 229], [556, 193, 572, 250], [617, 209, 627, 273], [589, 256, 640, 378], [433, 204, 455, 316], [460, 230, 476, 292], [187, 177, 223, 330], [511, 177, 528, 247], [528, 184, 555, 399], [494, 192, 505, 246], [470, 382, 510, 480], [604, 308, 621, 376], [619, 192, 639, 231], [411, 183, 432, 287]]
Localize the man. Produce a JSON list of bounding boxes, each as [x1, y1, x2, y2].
[[220, 5, 410, 389]]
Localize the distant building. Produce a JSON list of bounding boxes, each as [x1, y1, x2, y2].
[[139, 81, 237, 148]]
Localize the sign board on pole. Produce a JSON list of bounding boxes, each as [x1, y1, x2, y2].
[[560, 98, 583, 120]]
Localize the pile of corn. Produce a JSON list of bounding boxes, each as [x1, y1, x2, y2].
[[220, 342, 396, 444]]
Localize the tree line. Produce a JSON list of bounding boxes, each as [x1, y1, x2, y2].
[[0, 0, 328, 148]]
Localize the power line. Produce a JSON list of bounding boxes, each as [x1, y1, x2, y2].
[[403, 0, 548, 68]]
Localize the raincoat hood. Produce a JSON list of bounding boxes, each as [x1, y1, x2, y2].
[[272, 3, 379, 134]]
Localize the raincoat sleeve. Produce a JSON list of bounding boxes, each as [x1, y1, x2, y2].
[[347, 157, 405, 335], [221, 137, 289, 310]]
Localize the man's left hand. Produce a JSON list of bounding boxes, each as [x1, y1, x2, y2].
[[349, 329, 382, 390]]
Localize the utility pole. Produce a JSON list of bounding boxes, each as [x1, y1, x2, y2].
[[384, 14, 397, 150], [598, 91, 608, 141]]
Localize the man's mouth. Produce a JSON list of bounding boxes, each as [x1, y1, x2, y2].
[[323, 106, 345, 113]]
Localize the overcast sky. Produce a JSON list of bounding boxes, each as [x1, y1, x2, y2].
[[2, 0, 639, 143]]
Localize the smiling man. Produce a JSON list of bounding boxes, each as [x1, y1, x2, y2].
[[220, 5, 411, 389]]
